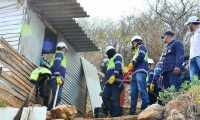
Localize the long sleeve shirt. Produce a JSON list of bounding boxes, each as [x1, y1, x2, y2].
[[105, 54, 124, 82], [132, 45, 148, 75], [162, 40, 184, 73], [50, 51, 66, 79], [147, 68, 154, 85]]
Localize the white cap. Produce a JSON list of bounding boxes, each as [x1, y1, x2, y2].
[[184, 16, 200, 25], [56, 42, 68, 50], [148, 58, 154, 64], [105, 46, 114, 53], [131, 35, 142, 42]]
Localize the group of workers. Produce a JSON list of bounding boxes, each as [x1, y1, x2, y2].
[[28, 15, 200, 117], [101, 16, 200, 117]]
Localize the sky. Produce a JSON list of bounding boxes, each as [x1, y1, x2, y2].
[[77, 0, 148, 20]]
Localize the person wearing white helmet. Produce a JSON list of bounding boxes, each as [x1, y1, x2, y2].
[[146, 59, 155, 92], [124, 35, 149, 115], [47, 42, 67, 110], [185, 16, 200, 81], [102, 46, 124, 117]]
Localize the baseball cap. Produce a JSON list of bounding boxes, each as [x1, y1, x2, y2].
[[161, 30, 174, 39], [184, 16, 200, 25]]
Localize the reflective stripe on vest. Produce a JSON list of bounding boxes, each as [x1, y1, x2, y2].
[[107, 54, 124, 70], [146, 68, 154, 81], [50, 51, 67, 68], [132, 45, 148, 62]]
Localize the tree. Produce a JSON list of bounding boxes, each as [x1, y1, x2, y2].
[[147, 0, 200, 53]]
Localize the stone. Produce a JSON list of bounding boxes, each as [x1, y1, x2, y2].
[[137, 104, 165, 120], [166, 109, 185, 120], [46, 111, 52, 120], [164, 100, 187, 119], [50, 104, 77, 120]]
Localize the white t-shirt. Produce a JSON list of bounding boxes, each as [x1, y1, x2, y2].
[[190, 26, 200, 59]]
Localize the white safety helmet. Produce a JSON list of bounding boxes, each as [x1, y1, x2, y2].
[[56, 42, 68, 50], [105, 46, 115, 53], [103, 58, 109, 63], [148, 58, 154, 64], [131, 35, 142, 43]]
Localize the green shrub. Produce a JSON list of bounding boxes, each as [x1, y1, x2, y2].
[[158, 75, 200, 104]]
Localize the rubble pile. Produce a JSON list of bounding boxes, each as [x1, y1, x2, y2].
[[47, 105, 77, 120]]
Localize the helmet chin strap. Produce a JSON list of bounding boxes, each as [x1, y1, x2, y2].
[[132, 41, 142, 50]]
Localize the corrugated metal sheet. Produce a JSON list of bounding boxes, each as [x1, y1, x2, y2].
[[58, 33, 87, 117], [81, 57, 102, 117], [0, 1, 23, 50], [0, 1, 24, 73], [19, 8, 45, 66], [29, 0, 99, 52]]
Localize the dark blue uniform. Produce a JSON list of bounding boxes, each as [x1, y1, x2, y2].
[[153, 62, 163, 89], [161, 40, 184, 90], [147, 68, 154, 85]]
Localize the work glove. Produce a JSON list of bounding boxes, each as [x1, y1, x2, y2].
[[150, 83, 155, 92], [128, 62, 134, 69], [146, 83, 150, 91], [123, 62, 134, 74], [56, 76, 62, 85], [108, 75, 115, 84], [123, 66, 129, 74]]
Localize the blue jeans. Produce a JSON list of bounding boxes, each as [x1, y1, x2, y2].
[[190, 56, 200, 81], [102, 83, 121, 117], [130, 72, 149, 112], [47, 78, 64, 111], [162, 71, 182, 90]]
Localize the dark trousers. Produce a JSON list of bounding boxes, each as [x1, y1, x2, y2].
[[47, 78, 63, 111], [102, 83, 121, 117], [162, 71, 182, 90]]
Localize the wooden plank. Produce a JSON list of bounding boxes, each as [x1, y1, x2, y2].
[[0, 10, 23, 18], [0, 52, 30, 79], [0, 76, 27, 98], [0, 28, 21, 34], [0, 48, 32, 75], [11, 72, 33, 92], [0, 69, 31, 95], [0, 15, 23, 23], [0, 36, 37, 70], [0, 24, 22, 30], [0, 20, 22, 27], [0, 81, 25, 101], [0, 56, 34, 90], [0, 76, 35, 103], [97, 70, 105, 77], [0, 88, 23, 107]]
